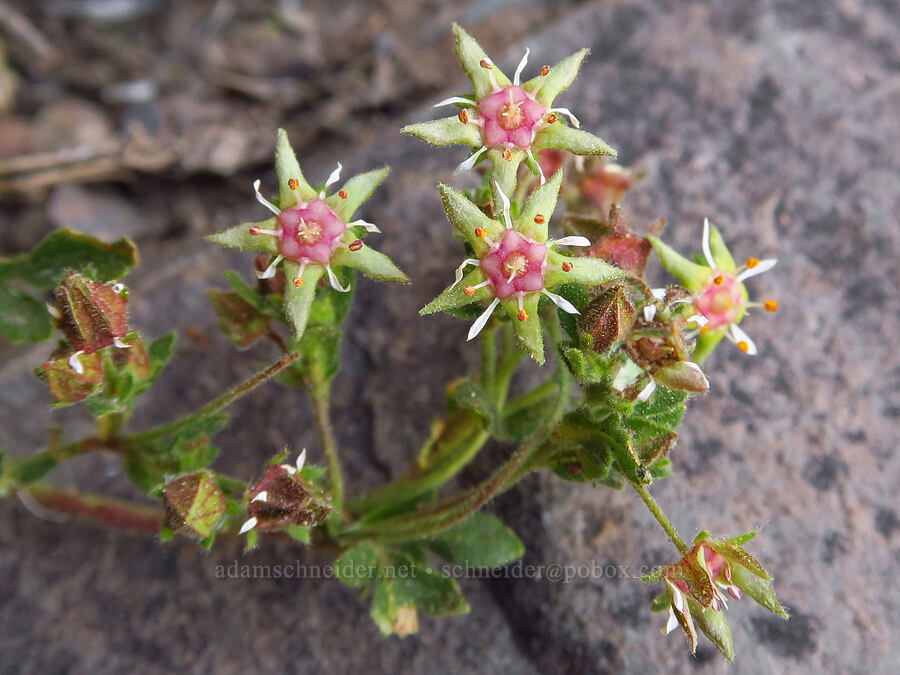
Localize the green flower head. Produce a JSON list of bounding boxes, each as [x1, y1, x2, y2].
[[402, 24, 616, 196], [207, 130, 408, 338], [421, 171, 624, 364]]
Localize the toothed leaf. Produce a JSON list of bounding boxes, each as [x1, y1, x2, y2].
[[274, 129, 317, 205], [452, 23, 510, 100], [331, 244, 408, 283], [439, 184, 504, 256], [515, 170, 562, 241], [206, 219, 279, 255], [647, 235, 711, 292], [402, 117, 481, 148], [544, 251, 624, 289], [282, 261, 324, 338], [533, 123, 617, 158], [524, 48, 589, 107], [328, 167, 390, 223], [421, 268, 491, 315], [503, 293, 543, 364]]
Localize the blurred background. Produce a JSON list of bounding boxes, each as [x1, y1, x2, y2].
[[0, 1, 897, 673]]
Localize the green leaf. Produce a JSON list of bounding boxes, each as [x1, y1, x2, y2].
[[504, 293, 543, 364], [647, 235, 710, 292], [282, 261, 325, 338], [402, 117, 481, 148], [728, 531, 758, 546], [336, 543, 381, 588], [544, 251, 625, 289], [331, 243, 408, 283], [207, 289, 272, 348], [0, 229, 138, 290], [446, 379, 498, 428], [533, 123, 617, 158], [551, 283, 590, 342], [688, 599, 735, 662], [0, 283, 54, 343], [398, 567, 469, 617], [428, 512, 524, 567], [708, 223, 737, 274], [452, 23, 510, 100], [274, 128, 317, 205], [439, 184, 504, 257], [692, 328, 725, 364], [205, 220, 279, 255], [514, 170, 563, 241], [523, 48, 589, 107], [421, 268, 491, 315], [222, 270, 284, 320], [328, 167, 390, 223], [488, 148, 526, 204], [286, 524, 310, 543]]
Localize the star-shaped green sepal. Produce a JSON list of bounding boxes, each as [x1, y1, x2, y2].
[[207, 130, 408, 339], [422, 171, 624, 364]]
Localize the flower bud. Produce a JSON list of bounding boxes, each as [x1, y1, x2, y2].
[[245, 464, 332, 532], [163, 473, 226, 539], [578, 285, 635, 353]]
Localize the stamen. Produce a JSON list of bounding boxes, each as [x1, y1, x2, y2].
[[475, 227, 487, 239], [534, 214, 545, 224], [552, 236, 592, 247], [349, 219, 381, 233], [250, 226, 280, 236], [454, 145, 487, 175], [479, 58, 492, 69], [700, 325, 710, 334], [526, 149, 546, 185], [713, 274, 724, 285], [479, 58, 501, 91], [738, 341, 749, 353], [513, 47, 530, 86], [292, 259, 309, 288], [253, 179, 281, 216], [339, 190, 348, 199], [288, 178, 299, 190], [434, 96, 476, 108], [545, 112, 558, 124], [685, 314, 709, 327], [746, 257, 759, 268], [458, 108, 469, 124], [501, 149, 513, 161], [324, 162, 342, 190], [764, 300, 778, 312], [541, 64, 550, 76], [729, 324, 758, 355], [68, 351, 84, 375], [736, 258, 777, 282], [549, 107, 580, 128], [467, 297, 501, 341], [325, 264, 351, 293], [464, 279, 491, 296], [238, 517, 258, 535], [258, 254, 284, 280], [542, 289, 579, 314], [517, 292, 528, 321], [349, 240, 364, 252], [561, 261, 573, 272], [293, 277, 304, 287]]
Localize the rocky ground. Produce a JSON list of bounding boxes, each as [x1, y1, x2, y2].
[[0, 0, 898, 673]]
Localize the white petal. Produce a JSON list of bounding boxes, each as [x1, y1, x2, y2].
[[324, 162, 342, 190], [686, 361, 709, 389], [542, 289, 580, 314], [637, 379, 657, 402], [284, 465, 297, 475], [238, 517, 258, 535], [526, 149, 546, 185], [686, 314, 708, 327], [296, 449, 307, 472], [701, 217, 715, 268], [325, 264, 351, 293], [552, 236, 592, 247], [46, 302, 62, 320], [668, 582, 685, 612], [251, 491, 268, 503], [453, 146, 487, 175], [663, 607, 679, 635], [348, 219, 381, 233], [68, 351, 84, 375], [253, 179, 281, 216], [451, 259, 480, 289], [493, 179, 513, 229], [736, 258, 777, 282], [113, 337, 131, 349], [467, 297, 500, 341], [433, 96, 475, 108], [644, 305, 657, 321], [651, 288, 667, 300], [549, 107, 580, 128], [729, 323, 758, 355], [257, 254, 283, 280], [513, 47, 530, 86]]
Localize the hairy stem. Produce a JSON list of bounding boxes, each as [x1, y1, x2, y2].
[[20, 483, 163, 534], [631, 483, 688, 554], [309, 379, 343, 517]]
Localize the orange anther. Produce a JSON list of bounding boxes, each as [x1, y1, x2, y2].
[[562, 261, 573, 272], [475, 227, 487, 238], [517, 309, 528, 321], [764, 300, 778, 312], [501, 149, 512, 161], [737, 341, 749, 353], [546, 113, 558, 124], [534, 214, 545, 224], [249, 226, 261, 235], [338, 190, 348, 199], [713, 274, 724, 285], [458, 108, 469, 124], [746, 257, 759, 268], [541, 65, 550, 76], [480, 58, 492, 69], [288, 178, 299, 190], [293, 277, 304, 287], [349, 240, 363, 251], [700, 325, 710, 334], [464, 285, 477, 296]]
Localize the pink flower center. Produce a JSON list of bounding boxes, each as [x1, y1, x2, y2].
[[277, 199, 346, 265], [477, 86, 546, 150], [480, 229, 547, 299], [694, 272, 743, 329]]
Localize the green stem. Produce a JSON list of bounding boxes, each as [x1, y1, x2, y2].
[[309, 379, 343, 517], [631, 483, 688, 554], [480, 326, 497, 395], [503, 380, 557, 417], [131, 350, 303, 443]]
